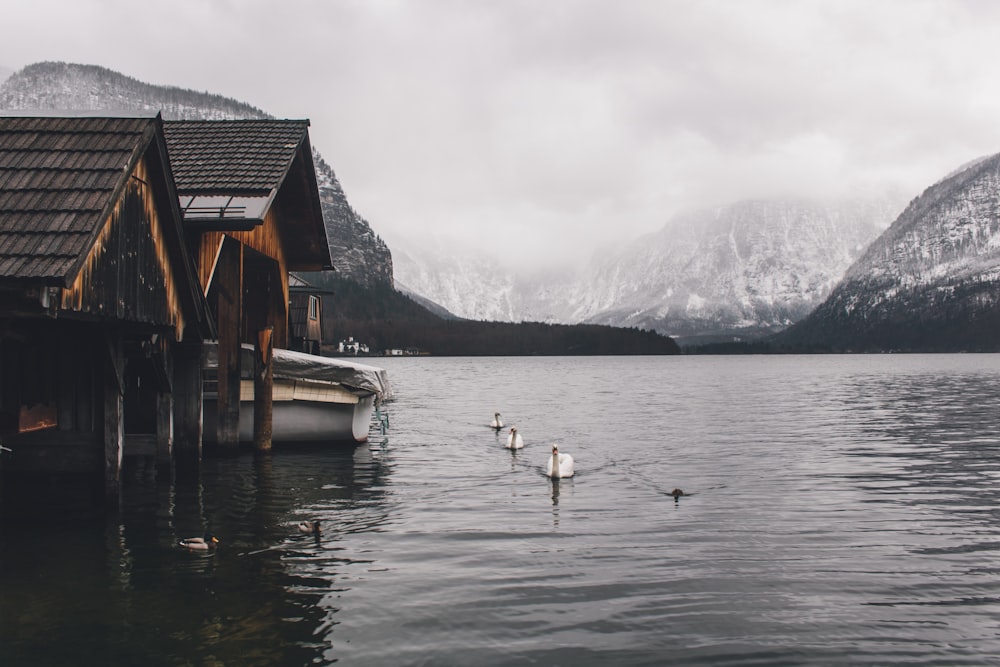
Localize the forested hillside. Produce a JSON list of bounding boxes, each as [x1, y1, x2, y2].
[[305, 275, 679, 356], [776, 152, 1000, 353]]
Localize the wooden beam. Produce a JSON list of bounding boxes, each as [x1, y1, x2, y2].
[[215, 240, 242, 449], [56, 338, 77, 431], [156, 390, 173, 469], [172, 342, 203, 471], [104, 331, 124, 500], [253, 326, 273, 451]]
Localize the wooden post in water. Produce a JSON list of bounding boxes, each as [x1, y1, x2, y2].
[[254, 327, 274, 452], [155, 391, 173, 472], [103, 331, 124, 500], [216, 241, 243, 450], [172, 342, 203, 472]]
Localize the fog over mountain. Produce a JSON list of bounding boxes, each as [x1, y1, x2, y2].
[[395, 192, 908, 343], [4, 60, 991, 348]]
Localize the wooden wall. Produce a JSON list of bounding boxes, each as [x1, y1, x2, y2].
[[0, 321, 103, 472], [60, 158, 187, 340], [194, 206, 290, 348]]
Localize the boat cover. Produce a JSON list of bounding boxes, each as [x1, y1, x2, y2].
[[204, 342, 393, 403]]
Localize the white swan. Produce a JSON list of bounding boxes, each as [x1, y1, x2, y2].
[[506, 427, 524, 449], [545, 444, 574, 479], [490, 412, 504, 430]]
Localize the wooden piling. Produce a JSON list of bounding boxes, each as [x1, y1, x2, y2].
[[172, 342, 203, 472], [103, 332, 124, 500], [215, 240, 242, 450], [155, 391, 173, 470], [253, 327, 274, 451]]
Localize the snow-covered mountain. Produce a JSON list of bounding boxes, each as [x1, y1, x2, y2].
[[778, 153, 1000, 352], [3, 61, 962, 347], [392, 239, 521, 322], [0, 61, 393, 286], [396, 194, 906, 343]]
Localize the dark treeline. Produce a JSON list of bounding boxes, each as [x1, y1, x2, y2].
[[684, 340, 776, 354], [768, 277, 1000, 354], [300, 274, 680, 355]]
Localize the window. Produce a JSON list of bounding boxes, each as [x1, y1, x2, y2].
[[308, 295, 320, 321]]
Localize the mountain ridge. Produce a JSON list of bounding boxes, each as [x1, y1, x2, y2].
[[776, 152, 1000, 352], [0, 61, 393, 287], [395, 193, 907, 344], [0, 60, 679, 355]]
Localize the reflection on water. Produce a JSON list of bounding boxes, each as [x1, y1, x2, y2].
[[4, 354, 1000, 666], [0, 441, 394, 667]]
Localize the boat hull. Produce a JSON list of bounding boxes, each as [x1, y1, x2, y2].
[[201, 342, 391, 445], [203, 392, 375, 444]]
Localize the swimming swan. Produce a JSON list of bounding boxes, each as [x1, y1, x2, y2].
[[491, 412, 504, 430], [545, 445, 574, 479], [506, 427, 524, 449]]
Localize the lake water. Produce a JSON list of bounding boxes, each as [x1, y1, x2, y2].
[[4, 354, 1000, 665]]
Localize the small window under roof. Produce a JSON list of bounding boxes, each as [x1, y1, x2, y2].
[[179, 195, 269, 222]]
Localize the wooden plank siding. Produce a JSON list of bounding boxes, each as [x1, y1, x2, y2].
[[289, 290, 323, 354], [195, 205, 290, 347], [0, 116, 211, 495], [60, 157, 187, 341]]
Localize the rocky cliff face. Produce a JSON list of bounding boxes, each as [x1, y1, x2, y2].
[[779, 154, 1000, 351], [0, 61, 393, 287], [312, 153, 393, 287]]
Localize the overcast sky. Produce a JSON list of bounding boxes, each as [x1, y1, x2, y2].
[[3, 0, 1000, 268]]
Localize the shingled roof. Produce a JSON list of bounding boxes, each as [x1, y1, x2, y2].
[[0, 115, 157, 283], [163, 119, 332, 270], [163, 119, 309, 194]]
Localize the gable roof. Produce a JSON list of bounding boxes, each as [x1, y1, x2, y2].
[[164, 119, 308, 193], [163, 119, 332, 270], [0, 115, 155, 283], [0, 114, 212, 338]]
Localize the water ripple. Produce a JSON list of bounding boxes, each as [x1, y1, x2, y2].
[[6, 355, 1000, 665]]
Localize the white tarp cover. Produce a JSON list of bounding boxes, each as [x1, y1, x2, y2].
[[204, 342, 393, 403]]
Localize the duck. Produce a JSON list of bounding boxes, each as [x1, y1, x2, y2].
[[506, 426, 524, 449], [179, 534, 219, 551], [490, 412, 504, 430], [670, 488, 685, 502], [545, 444, 574, 479], [297, 520, 322, 534]]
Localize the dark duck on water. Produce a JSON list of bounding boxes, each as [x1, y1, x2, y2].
[[179, 534, 219, 551], [298, 520, 322, 534]]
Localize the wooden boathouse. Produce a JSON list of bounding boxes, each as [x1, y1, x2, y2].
[[0, 115, 212, 497], [162, 119, 332, 451], [288, 273, 330, 355], [0, 115, 333, 499]]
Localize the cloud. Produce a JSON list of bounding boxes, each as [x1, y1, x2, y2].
[[4, 0, 1000, 270]]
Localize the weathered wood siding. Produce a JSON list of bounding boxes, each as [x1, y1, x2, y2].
[[60, 158, 187, 340], [195, 206, 291, 346], [289, 292, 322, 353], [1, 321, 103, 471]]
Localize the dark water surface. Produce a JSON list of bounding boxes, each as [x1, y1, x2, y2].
[[4, 354, 1000, 665]]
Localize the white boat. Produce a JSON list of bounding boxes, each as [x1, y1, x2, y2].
[[202, 343, 392, 444]]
